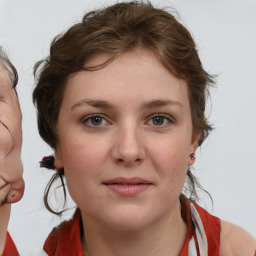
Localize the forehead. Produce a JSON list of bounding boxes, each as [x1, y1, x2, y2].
[[0, 69, 12, 87], [63, 49, 190, 109], [0, 69, 14, 100]]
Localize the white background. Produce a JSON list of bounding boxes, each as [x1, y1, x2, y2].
[[1, 0, 256, 255]]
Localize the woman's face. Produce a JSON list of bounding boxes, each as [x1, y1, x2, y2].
[[55, 49, 198, 230]]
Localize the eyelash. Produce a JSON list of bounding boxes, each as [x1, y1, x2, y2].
[[81, 113, 174, 128], [147, 114, 174, 126], [81, 114, 109, 128]]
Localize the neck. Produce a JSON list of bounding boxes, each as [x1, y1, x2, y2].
[[81, 201, 187, 256]]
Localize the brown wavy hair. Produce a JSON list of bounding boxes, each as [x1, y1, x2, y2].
[[33, 1, 215, 214]]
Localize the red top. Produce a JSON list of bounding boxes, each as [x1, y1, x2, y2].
[[192, 202, 221, 255], [4, 199, 221, 256], [44, 209, 84, 256], [179, 198, 220, 256], [3, 232, 19, 256]]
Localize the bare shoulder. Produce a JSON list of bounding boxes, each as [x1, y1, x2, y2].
[[219, 220, 256, 256]]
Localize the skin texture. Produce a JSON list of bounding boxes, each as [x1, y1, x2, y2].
[[220, 220, 256, 256], [0, 70, 23, 255], [55, 49, 198, 256]]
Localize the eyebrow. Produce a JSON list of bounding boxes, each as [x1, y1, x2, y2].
[[71, 100, 113, 110], [71, 99, 183, 111], [141, 99, 183, 109]]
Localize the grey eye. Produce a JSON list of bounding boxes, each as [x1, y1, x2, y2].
[[152, 116, 165, 125], [89, 116, 103, 126]]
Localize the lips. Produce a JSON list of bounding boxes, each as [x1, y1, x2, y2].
[[103, 177, 152, 196], [103, 177, 152, 185]]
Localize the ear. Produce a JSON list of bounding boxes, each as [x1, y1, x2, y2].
[[54, 148, 63, 169], [188, 132, 200, 166]]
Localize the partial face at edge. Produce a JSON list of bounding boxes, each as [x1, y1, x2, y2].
[[55, 49, 198, 230], [0, 70, 24, 205]]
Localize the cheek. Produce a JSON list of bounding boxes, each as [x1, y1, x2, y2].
[[57, 134, 111, 204], [60, 144, 101, 213], [60, 134, 109, 172], [149, 134, 190, 185]]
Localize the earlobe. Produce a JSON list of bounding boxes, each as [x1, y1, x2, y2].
[[188, 152, 196, 166], [188, 133, 200, 166], [54, 149, 63, 169]]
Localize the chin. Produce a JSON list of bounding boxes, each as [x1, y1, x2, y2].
[[102, 205, 155, 231], [108, 218, 151, 231]]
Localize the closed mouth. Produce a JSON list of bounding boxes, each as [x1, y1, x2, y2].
[[103, 177, 152, 185], [103, 177, 153, 196]]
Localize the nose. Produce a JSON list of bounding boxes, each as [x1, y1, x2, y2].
[[7, 178, 25, 204], [111, 124, 145, 166]]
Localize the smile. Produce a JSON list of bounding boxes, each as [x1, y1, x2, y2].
[[103, 177, 153, 196]]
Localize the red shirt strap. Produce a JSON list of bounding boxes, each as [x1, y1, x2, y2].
[[44, 209, 84, 256], [3, 232, 19, 256], [193, 203, 221, 256]]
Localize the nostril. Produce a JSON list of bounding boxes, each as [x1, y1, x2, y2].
[[7, 189, 23, 204], [7, 179, 25, 204]]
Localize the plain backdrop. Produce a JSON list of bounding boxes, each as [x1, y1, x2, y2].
[[1, 0, 256, 255]]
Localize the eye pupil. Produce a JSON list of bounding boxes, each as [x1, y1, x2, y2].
[[91, 116, 102, 125], [153, 116, 164, 125]]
